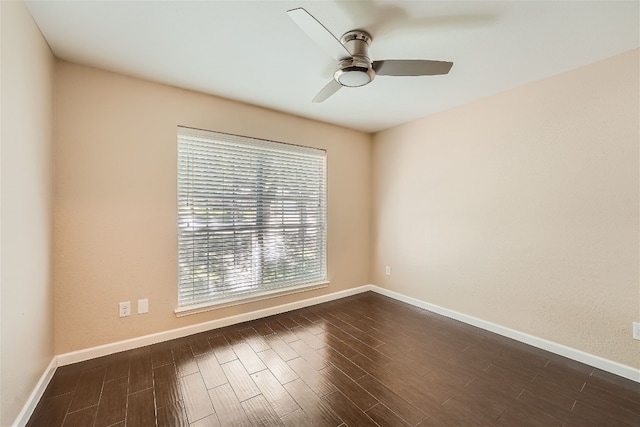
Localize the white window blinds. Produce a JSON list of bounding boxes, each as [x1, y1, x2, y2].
[[177, 127, 327, 308]]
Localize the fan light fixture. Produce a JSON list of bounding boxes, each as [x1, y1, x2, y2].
[[334, 60, 375, 87]]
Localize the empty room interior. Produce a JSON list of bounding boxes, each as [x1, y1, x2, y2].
[[1, 0, 639, 426]]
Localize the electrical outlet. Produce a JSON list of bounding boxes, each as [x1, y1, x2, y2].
[[385, 266, 391, 276], [633, 322, 640, 340], [138, 298, 149, 314], [119, 301, 131, 317]]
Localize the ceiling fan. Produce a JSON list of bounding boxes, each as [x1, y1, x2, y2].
[[287, 7, 454, 103]]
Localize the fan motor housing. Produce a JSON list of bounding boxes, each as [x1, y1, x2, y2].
[[334, 30, 375, 87]]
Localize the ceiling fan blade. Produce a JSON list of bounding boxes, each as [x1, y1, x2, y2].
[[312, 80, 342, 103], [373, 60, 453, 76], [287, 8, 351, 61]]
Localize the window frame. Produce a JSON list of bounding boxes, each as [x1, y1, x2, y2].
[[175, 126, 328, 316]]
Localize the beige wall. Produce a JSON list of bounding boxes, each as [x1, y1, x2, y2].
[[54, 62, 371, 354], [372, 49, 640, 368], [0, 1, 56, 424]]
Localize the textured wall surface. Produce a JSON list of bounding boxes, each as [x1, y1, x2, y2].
[[53, 62, 371, 354], [372, 49, 640, 368], [0, 1, 56, 424]]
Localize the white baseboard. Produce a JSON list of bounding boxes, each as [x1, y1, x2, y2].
[[57, 285, 373, 366], [57, 283, 640, 382], [369, 285, 640, 383], [12, 357, 58, 427]]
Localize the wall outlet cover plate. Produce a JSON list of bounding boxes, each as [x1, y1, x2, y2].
[[119, 301, 131, 317]]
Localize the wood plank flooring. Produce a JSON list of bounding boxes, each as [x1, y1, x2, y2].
[[27, 292, 640, 426]]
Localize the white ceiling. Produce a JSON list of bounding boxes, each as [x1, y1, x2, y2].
[[25, 0, 639, 133]]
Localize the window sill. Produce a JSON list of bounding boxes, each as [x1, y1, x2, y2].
[[174, 281, 330, 317]]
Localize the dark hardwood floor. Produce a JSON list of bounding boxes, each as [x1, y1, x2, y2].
[[28, 291, 639, 426]]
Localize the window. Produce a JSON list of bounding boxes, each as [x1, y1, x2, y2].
[[177, 127, 327, 312]]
